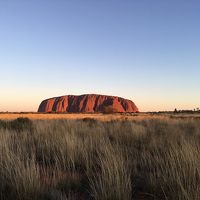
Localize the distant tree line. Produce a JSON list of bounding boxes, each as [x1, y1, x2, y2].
[[174, 108, 200, 113]]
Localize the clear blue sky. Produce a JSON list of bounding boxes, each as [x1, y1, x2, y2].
[[0, 0, 200, 112]]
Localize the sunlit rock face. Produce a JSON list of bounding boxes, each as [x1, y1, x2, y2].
[[38, 94, 139, 113]]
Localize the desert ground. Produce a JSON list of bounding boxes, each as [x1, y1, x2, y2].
[[0, 112, 200, 121], [0, 113, 200, 200]]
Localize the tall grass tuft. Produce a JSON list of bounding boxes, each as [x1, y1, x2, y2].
[[89, 143, 132, 200]]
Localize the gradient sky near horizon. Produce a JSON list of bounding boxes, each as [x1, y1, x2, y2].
[[0, 0, 200, 112]]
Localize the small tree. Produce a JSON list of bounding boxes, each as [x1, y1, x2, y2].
[[174, 108, 178, 113]]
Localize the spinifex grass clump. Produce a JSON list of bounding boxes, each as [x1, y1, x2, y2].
[[0, 120, 7, 129], [9, 117, 33, 132], [0, 117, 200, 199], [0, 117, 33, 132]]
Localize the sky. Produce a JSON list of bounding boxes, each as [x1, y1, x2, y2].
[[0, 0, 200, 112]]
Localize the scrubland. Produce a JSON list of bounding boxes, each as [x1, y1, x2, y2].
[[0, 115, 200, 199]]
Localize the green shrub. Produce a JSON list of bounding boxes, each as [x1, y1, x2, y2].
[[0, 119, 6, 129], [9, 117, 33, 132], [0, 118, 33, 132], [103, 105, 118, 114]]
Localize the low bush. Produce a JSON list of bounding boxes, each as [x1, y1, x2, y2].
[[0, 117, 33, 132], [103, 105, 118, 114]]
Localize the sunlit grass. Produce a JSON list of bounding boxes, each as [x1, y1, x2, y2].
[[0, 116, 200, 199]]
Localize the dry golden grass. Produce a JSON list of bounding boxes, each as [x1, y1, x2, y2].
[[0, 112, 147, 121], [1, 115, 200, 199], [1, 112, 198, 121]]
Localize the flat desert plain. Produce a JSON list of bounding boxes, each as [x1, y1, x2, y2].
[[0, 112, 199, 121]]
